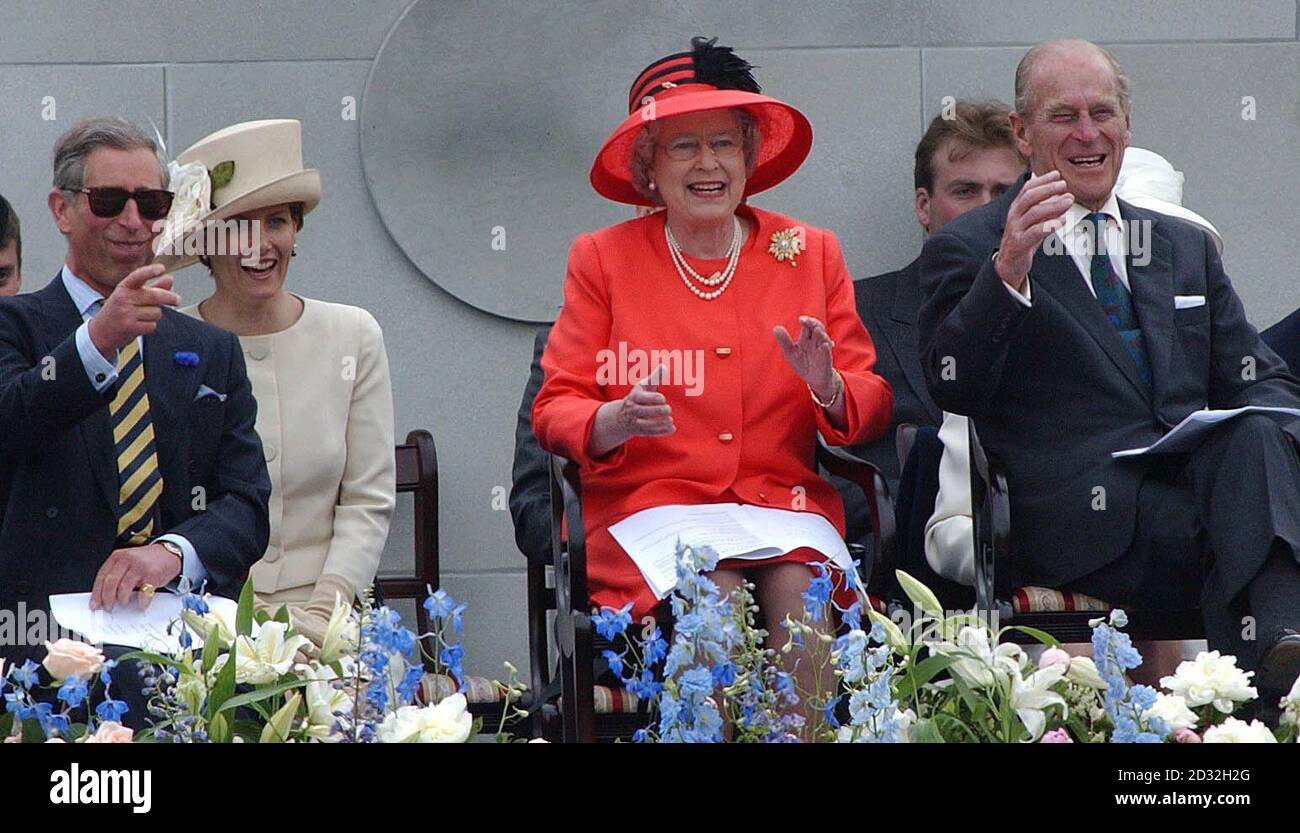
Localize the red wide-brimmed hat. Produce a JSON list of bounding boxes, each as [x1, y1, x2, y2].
[[590, 36, 813, 206]]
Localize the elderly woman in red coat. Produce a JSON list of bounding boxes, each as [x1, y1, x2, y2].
[[533, 37, 892, 684]]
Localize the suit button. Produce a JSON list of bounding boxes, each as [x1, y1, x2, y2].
[[264, 444, 278, 462], [715, 347, 732, 358], [758, 492, 768, 501], [45, 506, 58, 519], [718, 432, 733, 443], [95, 373, 106, 383], [247, 345, 269, 361]]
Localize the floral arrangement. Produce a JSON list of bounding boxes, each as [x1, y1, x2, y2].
[[596, 542, 1298, 743], [1, 581, 526, 743]]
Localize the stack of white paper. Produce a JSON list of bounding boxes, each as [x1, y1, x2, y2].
[[1113, 405, 1300, 458], [608, 503, 852, 599], [49, 592, 240, 655]]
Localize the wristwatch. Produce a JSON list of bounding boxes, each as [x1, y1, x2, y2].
[[159, 540, 184, 562]]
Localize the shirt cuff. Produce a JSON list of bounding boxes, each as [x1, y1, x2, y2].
[[75, 321, 118, 392], [1002, 275, 1033, 306], [156, 534, 207, 593]]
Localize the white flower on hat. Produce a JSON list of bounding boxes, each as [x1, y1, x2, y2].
[[154, 160, 211, 258], [1159, 651, 1257, 714], [1202, 717, 1278, 744]]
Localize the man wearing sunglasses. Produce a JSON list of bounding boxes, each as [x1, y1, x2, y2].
[[0, 117, 271, 727]]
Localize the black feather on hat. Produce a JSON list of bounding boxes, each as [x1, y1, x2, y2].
[[689, 36, 760, 94]]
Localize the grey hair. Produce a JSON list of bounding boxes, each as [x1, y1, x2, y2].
[[52, 116, 169, 191], [1014, 39, 1130, 119], [629, 108, 762, 204]]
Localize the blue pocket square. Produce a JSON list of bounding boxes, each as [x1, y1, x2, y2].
[[194, 385, 227, 402]]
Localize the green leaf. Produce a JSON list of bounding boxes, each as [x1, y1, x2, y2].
[[894, 653, 959, 701], [217, 679, 309, 713], [206, 651, 238, 720], [208, 160, 235, 191], [274, 604, 291, 625], [209, 712, 229, 744], [895, 570, 944, 619], [866, 608, 908, 654], [200, 626, 221, 675], [117, 649, 180, 668], [1007, 625, 1061, 648], [254, 609, 270, 625], [909, 718, 946, 743], [235, 578, 255, 638]]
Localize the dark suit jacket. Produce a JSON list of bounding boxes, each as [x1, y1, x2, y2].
[[852, 258, 944, 484], [1263, 307, 1300, 376], [918, 175, 1300, 590], [509, 327, 551, 565], [0, 277, 271, 629]]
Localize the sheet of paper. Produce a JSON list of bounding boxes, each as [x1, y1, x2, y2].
[[49, 592, 239, 655], [1112, 405, 1300, 458], [608, 503, 852, 600]]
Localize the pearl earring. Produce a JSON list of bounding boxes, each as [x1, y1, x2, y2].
[[648, 181, 656, 191]]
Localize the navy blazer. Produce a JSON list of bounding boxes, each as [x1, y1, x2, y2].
[[509, 327, 552, 565], [0, 276, 271, 624], [852, 257, 943, 485], [918, 175, 1300, 590], [1263, 307, 1300, 377]]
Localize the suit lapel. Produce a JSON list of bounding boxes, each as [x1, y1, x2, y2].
[[38, 277, 120, 514], [1122, 201, 1174, 413], [1026, 215, 1154, 407], [882, 258, 942, 423]]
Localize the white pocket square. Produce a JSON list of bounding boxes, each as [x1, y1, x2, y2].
[[194, 385, 227, 402], [1175, 295, 1206, 310]]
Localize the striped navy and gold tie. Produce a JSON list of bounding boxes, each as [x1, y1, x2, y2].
[[110, 339, 163, 545]]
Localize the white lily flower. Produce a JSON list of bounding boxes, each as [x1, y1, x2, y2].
[[1011, 665, 1068, 741], [210, 621, 311, 685]]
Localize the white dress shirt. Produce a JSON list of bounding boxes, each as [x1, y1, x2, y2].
[[1004, 190, 1129, 305]]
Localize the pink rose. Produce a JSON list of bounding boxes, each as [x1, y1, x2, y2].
[[42, 639, 104, 682], [1038, 647, 1072, 672], [86, 722, 134, 743], [1172, 727, 1203, 744], [1039, 728, 1074, 743]]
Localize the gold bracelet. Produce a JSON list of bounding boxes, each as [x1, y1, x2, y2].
[[808, 370, 842, 409]]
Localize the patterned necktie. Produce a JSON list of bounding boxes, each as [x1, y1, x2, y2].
[[109, 338, 163, 544], [1087, 212, 1153, 391]]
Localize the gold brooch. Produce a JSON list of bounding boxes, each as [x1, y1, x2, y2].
[[768, 227, 805, 266]]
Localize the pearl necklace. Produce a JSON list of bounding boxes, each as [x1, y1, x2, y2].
[[665, 216, 742, 301]]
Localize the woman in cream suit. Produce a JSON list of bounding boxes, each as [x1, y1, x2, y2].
[[157, 119, 396, 645]]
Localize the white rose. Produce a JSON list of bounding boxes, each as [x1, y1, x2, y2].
[[1202, 717, 1278, 744], [377, 694, 472, 743], [1160, 651, 1257, 713], [42, 639, 105, 682], [1281, 676, 1300, 728], [1143, 693, 1199, 731]]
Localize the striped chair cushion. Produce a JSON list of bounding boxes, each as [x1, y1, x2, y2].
[[1011, 586, 1110, 614], [558, 685, 643, 715], [420, 673, 503, 705]]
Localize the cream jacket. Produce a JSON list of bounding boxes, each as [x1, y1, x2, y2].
[[181, 296, 396, 596], [924, 411, 976, 587]]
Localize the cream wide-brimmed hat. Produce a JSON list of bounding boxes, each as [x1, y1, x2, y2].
[[153, 118, 321, 270], [1116, 147, 1223, 254]]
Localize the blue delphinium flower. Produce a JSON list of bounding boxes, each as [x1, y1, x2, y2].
[[96, 698, 129, 724], [182, 593, 209, 616], [57, 675, 89, 708], [842, 600, 862, 632], [12, 659, 40, 689], [601, 648, 624, 678], [396, 665, 424, 705], [642, 628, 668, 666], [801, 563, 833, 623], [1092, 610, 1168, 743], [440, 642, 465, 681], [593, 602, 633, 641]]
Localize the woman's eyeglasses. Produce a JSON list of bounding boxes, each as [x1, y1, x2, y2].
[[68, 187, 176, 221], [659, 134, 743, 162]]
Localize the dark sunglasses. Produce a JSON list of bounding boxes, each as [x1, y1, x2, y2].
[[69, 187, 175, 221]]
